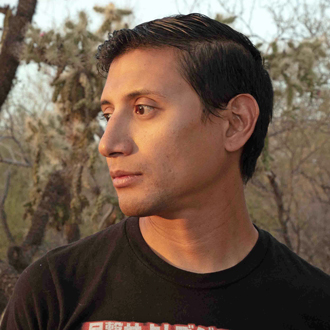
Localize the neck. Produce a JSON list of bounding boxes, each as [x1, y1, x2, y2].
[[139, 179, 258, 274]]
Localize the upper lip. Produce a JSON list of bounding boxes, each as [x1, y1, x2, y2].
[[110, 170, 142, 179]]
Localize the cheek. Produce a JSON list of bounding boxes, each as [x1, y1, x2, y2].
[[133, 111, 223, 184], [145, 118, 207, 176], [165, 121, 224, 181]]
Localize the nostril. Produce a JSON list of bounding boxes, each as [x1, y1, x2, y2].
[[109, 152, 122, 157]]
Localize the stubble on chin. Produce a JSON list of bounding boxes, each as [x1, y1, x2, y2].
[[117, 187, 174, 218]]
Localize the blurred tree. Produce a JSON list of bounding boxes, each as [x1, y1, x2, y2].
[[0, 3, 131, 314], [0, 0, 37, 112], [242, 0, 330, 272]]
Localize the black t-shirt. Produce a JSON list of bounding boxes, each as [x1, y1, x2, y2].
[[1, 217, 330, 330]]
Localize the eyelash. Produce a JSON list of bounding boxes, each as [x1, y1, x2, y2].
[[100, 105, 155, 122]]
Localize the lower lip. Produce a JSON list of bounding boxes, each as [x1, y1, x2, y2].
[[112, 175, 142, 188]]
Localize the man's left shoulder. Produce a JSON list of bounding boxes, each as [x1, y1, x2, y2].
[[261, 228, 330, 294], [258, 229, 330, 326]]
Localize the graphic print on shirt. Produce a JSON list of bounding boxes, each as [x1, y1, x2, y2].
[[81, 321, 229, 330]]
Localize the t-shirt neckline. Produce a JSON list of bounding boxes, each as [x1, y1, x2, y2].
[[125, 217, 270, 289]]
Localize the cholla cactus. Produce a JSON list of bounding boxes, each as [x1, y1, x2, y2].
[[265, 38, 326, 107], [20, 4, 132, 241]]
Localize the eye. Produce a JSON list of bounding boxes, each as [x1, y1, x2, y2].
[[134, 105, 154, 116], [99, 105, 155, 123], [99, 113, 112, 122]]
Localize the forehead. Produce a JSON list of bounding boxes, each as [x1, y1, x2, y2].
[[102, 47, 191, 99]]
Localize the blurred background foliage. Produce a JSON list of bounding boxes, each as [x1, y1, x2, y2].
[[0, 0, 330, 314]]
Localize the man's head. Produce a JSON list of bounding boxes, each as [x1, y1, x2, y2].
[[97, 13, 273, 184]]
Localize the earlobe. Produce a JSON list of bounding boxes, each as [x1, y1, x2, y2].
[[224, 94, 259, 152]]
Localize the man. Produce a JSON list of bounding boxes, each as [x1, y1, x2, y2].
[[1, 13, 330, 330]]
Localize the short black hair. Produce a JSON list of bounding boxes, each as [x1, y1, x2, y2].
[[96, 13, 273, 183]]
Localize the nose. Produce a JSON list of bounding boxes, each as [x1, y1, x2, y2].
[[98, 112, 134, 158]]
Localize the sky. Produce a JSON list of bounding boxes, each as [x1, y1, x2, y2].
[[0, 0, 277, 40]]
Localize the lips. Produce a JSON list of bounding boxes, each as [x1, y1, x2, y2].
[[111, 173, 142, 188], [110, 170, 142, 179]]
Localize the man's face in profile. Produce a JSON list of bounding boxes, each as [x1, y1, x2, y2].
[[99, 47, 231, 218]]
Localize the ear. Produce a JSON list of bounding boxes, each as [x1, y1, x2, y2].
[[223, 94, 259, 153]]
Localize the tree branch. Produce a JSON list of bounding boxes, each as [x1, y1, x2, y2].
[[0, 6, 9, 15], [0, 157, 31, 167], [0, 170, 15, 244], [266, 170, 293, 250], [0, 0, 38, 112], [0, 260, 19, 300], [98, 204, 114, 230]]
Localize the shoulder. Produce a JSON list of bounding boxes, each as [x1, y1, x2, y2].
[[1, 218, 133, 329], [0, 251, 59, 329], [263, 228, 330, 285], [260, 228, 330, 321], [252, 228, 330, 326], [47, 217, 129, 262], [21, 216, 129, 282], [43, 217, 133, 282]]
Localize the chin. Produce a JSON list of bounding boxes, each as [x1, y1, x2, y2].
[[118, 200, 154, 218], [119, 196, 180, 220], [118, 193, 170, 218]]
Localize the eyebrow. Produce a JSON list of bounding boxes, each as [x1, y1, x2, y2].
[[100, 89, 166, 107]]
